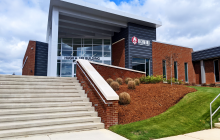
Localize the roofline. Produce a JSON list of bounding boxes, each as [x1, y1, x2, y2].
[[152, 40, 193, 49], [192, 46, 220, 53]]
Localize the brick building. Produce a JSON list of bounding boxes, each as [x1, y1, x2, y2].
[[22, 0, 220, 85]]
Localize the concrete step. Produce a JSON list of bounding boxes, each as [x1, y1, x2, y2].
[[0, 97, 89, 103], [0, 89, 85, 94], [0, 122, 104, 138], [0, 111, 98, 122], [0, 75, 77, 80], [0, 117, 101, 130], [0, 102, 91, 109], [215, 123, 220, 128], [0, 106, 94, 115], [0, 81, 81, 86], [0, 85, 83, 90], [0, 93, 86, 98], [0, 78, 79, 83]]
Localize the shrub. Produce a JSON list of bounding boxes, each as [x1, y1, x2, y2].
[[116, 78, 123, 85], [139, 75, 163, 84], [140, 76, 146, 84], [106, 78, 113, 85], [178, 80, 183, 85], [128, 81, 136, 89], [210, 83, 216, 87], [201, 83, 207, 86], [134, 79, 140, 86], [119, 92, 131, 105], [167, 78, 176, 84], [125, 78, 133, 84], [110, 81, 119, 91]]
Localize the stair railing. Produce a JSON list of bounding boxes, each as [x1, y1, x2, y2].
[[75, 62, 113, 105], [210, 93, 220, 129]]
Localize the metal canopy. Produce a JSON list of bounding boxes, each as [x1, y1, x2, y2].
[[47, 0, 162, 38]]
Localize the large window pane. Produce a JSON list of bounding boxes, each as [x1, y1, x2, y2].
[[163, 60, 166, 79], [174, 61, 178, 80], [83, 45, 92, 51], [93, 51, 102, 57], [58, 38, 61, 44], [57, 63, 60, 76], [62, 51, 72, 56], [62, 38, 72, 44], [104, 52, 110, 57], [104, 45, 111, 51], [146, 59, 149, 76], [132, 63, 145, 72], [61, 63, 72, 76], [132, 58, 145, 63], [104, 39, 111, 45], [62, 44, 72, 50], [58, 44, 61, 49], [104, 61, 111, 65], [214, 60, 219, 81], [73, 38, 81, 44], [93, 39, 102, 44], [73, 45, 81, 50], [185, 63, 188, 82], [72, 50, 81, 56], [83, 51, 92, 57], [57, 50, 61, 56], [84, 39, 92, 44], [93, 45, 102, 51]]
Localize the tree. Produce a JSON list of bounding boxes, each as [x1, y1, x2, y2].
[[164, 53, 180, 85]]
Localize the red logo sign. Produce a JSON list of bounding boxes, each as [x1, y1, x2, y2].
[[132, 36, 138, 45]]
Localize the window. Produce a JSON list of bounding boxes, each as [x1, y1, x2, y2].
[[184, 63, 188, 82], [174, 61, 178, 80], [132, 58, 150, 76], [214, 60, 219, 82], [163, 60, 166, 79]]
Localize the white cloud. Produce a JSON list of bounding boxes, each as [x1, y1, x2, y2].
[[0, 0, 220, 75]]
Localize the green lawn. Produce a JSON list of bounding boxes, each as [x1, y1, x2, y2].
[[109, 86, 220, 140]]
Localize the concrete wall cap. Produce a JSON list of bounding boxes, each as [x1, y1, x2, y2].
[[76, 59, 119, 101]]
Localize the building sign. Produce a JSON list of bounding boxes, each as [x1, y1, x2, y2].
[[132, 36, 150, 46], [64, 56, 100, 61]]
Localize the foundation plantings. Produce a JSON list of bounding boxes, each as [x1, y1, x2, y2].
[[116, 78, 123, 85], [110, 81, 120, 91], [106, 78, 113, 85], [128, 81, 136, 89], [125, 78, 133, 84], [134, 79, 140, 86], [119, 92, 131, 105]]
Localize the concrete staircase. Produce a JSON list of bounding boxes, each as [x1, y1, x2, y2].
[[215, 118, 220, 128], [0, 75, 104, 139]]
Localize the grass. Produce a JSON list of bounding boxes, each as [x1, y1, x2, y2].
[[109, 86, 220, 140]]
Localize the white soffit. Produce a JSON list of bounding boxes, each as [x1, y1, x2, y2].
[[48, 0, 162, 29]]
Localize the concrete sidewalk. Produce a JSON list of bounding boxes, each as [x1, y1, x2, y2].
[[8, 129, 128, 140], [156, 129, 220, 140]]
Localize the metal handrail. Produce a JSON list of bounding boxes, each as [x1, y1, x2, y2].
[[210, 93, 220, 129], [76, 62, 113, 105]]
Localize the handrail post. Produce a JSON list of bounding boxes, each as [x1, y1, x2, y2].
[[210, 103, 212, 129], [210, 93, 220, 129]]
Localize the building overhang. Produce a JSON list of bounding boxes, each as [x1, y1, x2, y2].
[[47, 0, 162, 39]]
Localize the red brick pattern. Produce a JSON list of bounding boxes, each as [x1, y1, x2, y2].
[[193, 61, 201, 84], [76, 62, 118, 129], [22, 41, 36, 75], [152, 42, 195, 83], [112, 39, 125, 67], [91, 63, 145, 81], [204, 59, 215, 84]]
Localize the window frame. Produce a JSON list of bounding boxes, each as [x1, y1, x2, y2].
[[174, 61, 178, 80], [213, 59, 220, 82], [162, 60, 167, 80], [184, 63, 188, 82]]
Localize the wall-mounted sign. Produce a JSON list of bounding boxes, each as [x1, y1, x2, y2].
[[132, 36, 150, 46], [64, 56, 100, 61]]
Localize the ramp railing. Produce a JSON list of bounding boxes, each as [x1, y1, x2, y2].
[[210, 93, 220, 129]]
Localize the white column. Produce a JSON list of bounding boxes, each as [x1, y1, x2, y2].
[[48, 7, 59, 77], [200, 60, 206, 84]]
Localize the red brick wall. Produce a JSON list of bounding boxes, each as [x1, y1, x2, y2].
[[204, 59, 215, 84], [22, 41, 36, 75], [112, 39, 125, 67], [91, 63, 145, 81], [76, 63, 118, 129], [152, 42, 195, 83], [193, 61, 201, 84]]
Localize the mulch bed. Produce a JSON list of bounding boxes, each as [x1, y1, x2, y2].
[[115, 83, 197, 124]]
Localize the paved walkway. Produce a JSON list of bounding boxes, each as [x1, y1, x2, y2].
[[8, 129, 128, 140], [156, 129, 220, 140]]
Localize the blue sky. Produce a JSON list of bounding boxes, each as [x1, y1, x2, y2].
[[0, 0, 220, 75]]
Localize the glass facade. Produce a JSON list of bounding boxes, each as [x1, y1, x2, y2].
[[132, 58, 150, 76], [57, 38, 111, 77]]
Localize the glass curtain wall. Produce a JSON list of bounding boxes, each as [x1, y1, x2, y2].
[[57, 38, 111, 77], [132, 58, 150, 76]]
